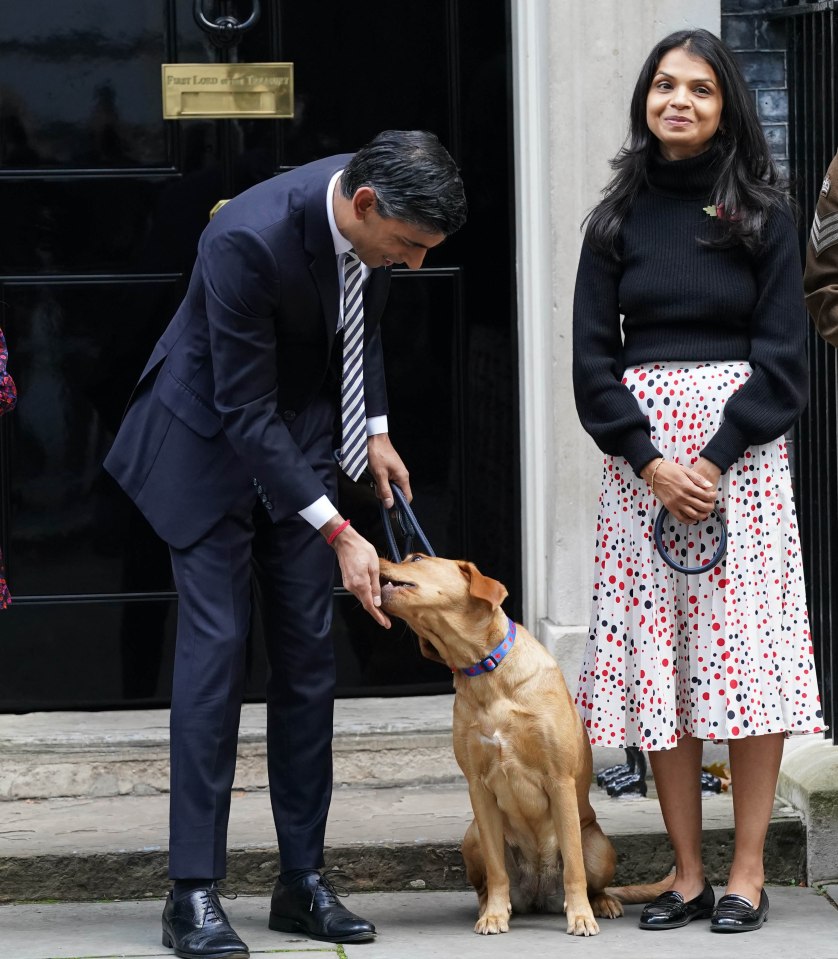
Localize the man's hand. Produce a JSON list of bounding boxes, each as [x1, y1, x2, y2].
[[367, 433, 411, 508], [642, 456, 720, 524], [321, 517, 390, 628]]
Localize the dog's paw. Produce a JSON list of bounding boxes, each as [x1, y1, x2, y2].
[[474, 912, 510, 935], [590, 892, 624, 919], [565, 910, 600, 936], [474, 898, 511, 935]]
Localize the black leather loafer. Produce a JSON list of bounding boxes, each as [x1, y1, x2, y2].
[[269, 872, 376, 943], [162, 885, 249, 959], [710, 889, 769, 933], [639, 879, 715, 930]]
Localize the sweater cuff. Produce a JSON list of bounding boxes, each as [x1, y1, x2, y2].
[[700, 419, 750, 474], [622, 431, 662, 477]]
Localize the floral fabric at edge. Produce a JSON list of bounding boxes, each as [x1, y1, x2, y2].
[[0, 327, 17, 609]]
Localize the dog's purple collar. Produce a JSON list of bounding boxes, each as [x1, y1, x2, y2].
[[461, 617, 517, 677]]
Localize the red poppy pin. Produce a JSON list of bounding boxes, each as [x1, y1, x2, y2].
[[703, 203, 738, 221]]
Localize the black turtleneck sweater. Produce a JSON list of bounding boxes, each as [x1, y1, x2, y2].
[[572, 148, 809, 475]]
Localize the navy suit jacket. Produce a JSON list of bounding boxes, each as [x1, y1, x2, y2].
[[104, 155, 391, 548]]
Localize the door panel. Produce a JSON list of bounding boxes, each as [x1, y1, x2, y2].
[[278, 6, 452, 165], [1, 4, 169, 171], [0, 0, 518, 709]]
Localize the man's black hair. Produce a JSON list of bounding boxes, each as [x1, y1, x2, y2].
[[341, 130, 467, 236]]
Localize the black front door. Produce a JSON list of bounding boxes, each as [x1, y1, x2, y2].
[[0, 0, 519, 710]]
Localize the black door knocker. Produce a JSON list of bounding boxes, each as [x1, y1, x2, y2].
[[193, 0, 261, 48]]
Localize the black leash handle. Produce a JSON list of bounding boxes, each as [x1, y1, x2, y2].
[[379, 482, 435, 562], [653, 506, 728, 575]]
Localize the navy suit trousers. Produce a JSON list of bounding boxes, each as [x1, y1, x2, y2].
[[167, 394, 339, 879]]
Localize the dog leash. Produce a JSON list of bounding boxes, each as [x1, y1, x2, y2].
[[378, 482, 436, 562], [653, 506, 728, 574], [377, 484, 516, 677]]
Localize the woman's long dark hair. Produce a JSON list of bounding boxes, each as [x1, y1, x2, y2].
[[585, 29, 789, 256]]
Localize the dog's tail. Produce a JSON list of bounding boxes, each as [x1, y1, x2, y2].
[[605, 870, 675, 905]]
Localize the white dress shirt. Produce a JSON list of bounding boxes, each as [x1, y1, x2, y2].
[[298, 171, 388, 528]]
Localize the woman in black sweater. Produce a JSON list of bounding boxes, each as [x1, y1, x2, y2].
[[573, 29, 824, 934]]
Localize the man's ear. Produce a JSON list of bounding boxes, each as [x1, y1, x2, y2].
[[351, 186, 377, 219], [458, 561, 508, 610]]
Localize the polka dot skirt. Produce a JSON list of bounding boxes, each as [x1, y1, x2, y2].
[[575, 361, 826, 751]]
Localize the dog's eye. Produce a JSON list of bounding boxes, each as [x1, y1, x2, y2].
[[410, 554, 423, 563]]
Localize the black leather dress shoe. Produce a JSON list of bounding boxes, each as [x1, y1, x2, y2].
[[269, 872, 376, 943], [639, 879, 715, 930], [162, 885, 249, 959], [710, 889, 769, 933]]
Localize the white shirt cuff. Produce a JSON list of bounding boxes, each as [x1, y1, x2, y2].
[[298, 495, 338, 529], [366, 415, 388, 436]]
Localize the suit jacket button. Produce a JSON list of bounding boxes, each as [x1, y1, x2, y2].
[[265, 501, 273, 510], [282, 410, 296, 422]]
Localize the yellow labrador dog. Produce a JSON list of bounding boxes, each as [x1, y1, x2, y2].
[[379, 554, 670, 936]]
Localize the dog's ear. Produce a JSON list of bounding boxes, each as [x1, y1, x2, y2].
[[458, 561, 508, 610]]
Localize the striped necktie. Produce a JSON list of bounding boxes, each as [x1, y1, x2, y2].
[[339, 250, 367, 480]]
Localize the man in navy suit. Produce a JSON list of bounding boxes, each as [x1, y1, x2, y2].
[[105, 130, 466, 959]]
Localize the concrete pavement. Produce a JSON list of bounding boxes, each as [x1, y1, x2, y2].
[[2, 886, 837, 959]]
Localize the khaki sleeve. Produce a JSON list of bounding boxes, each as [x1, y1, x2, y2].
[[805, 152, 838, 347]]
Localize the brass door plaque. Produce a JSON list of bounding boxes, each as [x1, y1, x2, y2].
[[162, 63, 294, 119]]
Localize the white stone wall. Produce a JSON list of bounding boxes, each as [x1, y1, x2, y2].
[[512, 1, 721, 686]]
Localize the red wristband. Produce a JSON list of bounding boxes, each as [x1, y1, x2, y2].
[[326, 518, 351, 546]]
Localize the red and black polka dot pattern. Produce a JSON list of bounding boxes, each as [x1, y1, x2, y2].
[[575, 361, 825, 751]]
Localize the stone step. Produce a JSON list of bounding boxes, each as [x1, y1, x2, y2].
[[0, 696, 805, 903], [0, 695, 639, 802], [0, 696, 466, 800], [0, 780, 805, 903]]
